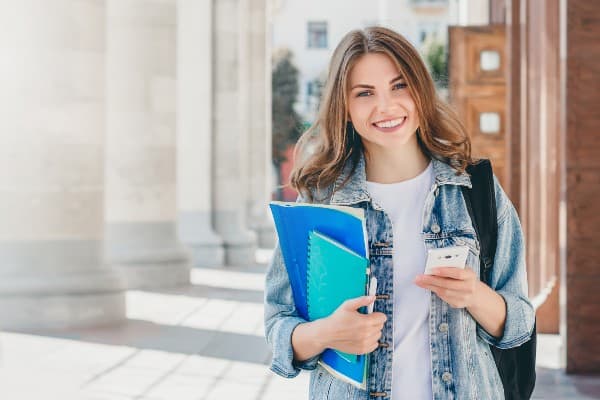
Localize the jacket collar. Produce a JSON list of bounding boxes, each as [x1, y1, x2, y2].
[[329, 151, 472, 205]]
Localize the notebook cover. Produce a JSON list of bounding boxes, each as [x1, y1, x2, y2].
[[307, 230, 369, 363]]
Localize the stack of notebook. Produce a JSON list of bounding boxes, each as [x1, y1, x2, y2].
[[269, 201, 372, 389]]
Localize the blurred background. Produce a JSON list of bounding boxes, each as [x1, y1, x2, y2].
[[0, 0, 598, 399]]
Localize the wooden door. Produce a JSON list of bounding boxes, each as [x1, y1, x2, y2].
[[449, 25, 507, 188]]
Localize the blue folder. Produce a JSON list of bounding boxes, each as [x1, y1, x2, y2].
[[269, 201, 370, 389]]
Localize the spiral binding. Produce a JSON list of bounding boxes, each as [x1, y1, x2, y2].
[[306, 230, 315, 320]]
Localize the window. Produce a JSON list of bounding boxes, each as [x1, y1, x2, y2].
[[306, 80, 322, 96], [307, 81, 314, 97], [306, 82, 313, 107], [306, 79, 323, 109], [479, 112, 501, 134], [308, 22, 328, 49], [480, 50, 501, 71], [418, 22, 441, 45]]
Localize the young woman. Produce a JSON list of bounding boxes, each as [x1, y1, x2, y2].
[[264, 26, 534, 399]]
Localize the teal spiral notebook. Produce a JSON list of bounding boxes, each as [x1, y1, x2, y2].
[[307, 230, 369, 364]]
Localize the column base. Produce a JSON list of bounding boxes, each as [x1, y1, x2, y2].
[[221, 227, 257, 266], [178, 211, 225, 267], [247, 213, 276, 249], [0, 240, 126, 331], [115, 260, 190, 289], [213, 210, 258, 266], [224, 241, 257, 266], [106, 221, 191, 289], [255, 224, 276, 249], [187, 244, 225, 268]]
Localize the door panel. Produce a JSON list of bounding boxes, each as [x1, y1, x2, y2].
[[449, 25, 507, 188]]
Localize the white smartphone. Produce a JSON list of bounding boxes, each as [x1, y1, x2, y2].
[[424, 245, 469, 275]]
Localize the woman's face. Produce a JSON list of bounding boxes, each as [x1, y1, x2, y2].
[[346, 52, 420, 153]]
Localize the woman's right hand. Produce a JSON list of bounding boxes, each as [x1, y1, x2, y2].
[[321, 295, 387, 355]]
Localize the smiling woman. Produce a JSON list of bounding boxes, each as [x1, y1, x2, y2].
[[264, 26, 535, 400], [290, 27, 472, 201], [346, 53, 425, 183]]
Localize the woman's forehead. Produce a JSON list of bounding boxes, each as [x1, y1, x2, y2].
[[348, 53, 403, 85]]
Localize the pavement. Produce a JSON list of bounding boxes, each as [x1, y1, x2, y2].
[[0, 249, 598, 400]]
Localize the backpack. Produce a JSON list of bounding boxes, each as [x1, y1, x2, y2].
[[461, 159, 537, 400]]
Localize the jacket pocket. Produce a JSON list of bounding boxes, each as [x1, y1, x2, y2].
[[451, 233, 481, 278]]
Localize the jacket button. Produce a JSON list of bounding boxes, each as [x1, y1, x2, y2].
[[438, 323, 449, 333], [369, 392, 388, 397], [378, 341, 390, 348], [431, 223, 441, 233], [442, 372, 453, 383]]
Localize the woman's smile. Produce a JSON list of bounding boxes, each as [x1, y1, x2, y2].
[[372, 116, 408, 133]]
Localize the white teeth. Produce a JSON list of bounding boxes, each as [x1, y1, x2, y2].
[[375, 117, 405, 128]]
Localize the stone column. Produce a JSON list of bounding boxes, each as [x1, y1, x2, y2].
[[176, 0, 224, 267], [105, 0, 190, 288], [0, 1, 125, 329], [213, 0, 258, 265], [246, 0, 276, 249]]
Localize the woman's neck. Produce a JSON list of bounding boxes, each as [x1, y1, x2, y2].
[[364, 139, 430, 184]]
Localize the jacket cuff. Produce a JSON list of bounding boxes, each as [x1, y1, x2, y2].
[[269, 317, 320, 378], [477, 291, 534, 349]]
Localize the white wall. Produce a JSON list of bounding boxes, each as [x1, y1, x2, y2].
[[453, 0, 490, 26]]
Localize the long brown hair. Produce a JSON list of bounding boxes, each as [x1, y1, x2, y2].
[[289, 26, 472, 202]]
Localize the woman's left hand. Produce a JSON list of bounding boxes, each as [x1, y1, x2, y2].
[[414, 267, 480, 309]]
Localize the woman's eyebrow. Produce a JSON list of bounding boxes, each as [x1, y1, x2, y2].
[[350, 75, 404, 90]]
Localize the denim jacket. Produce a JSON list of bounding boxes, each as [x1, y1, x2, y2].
[[264, 153, 535, 400]]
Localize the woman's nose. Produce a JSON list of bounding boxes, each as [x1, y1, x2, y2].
[[376, 92, 398, 113]]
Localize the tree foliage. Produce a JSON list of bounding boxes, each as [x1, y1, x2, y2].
[[272, 49, 303, 167], [422, 34, 448, 89]]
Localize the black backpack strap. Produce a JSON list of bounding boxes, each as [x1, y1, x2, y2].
[[461, 159, 498, 284], [462, 160, 537, 400]]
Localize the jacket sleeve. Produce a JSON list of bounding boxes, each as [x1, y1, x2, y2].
[[264, 243, 320, 378], [476, 176, 536, 349]]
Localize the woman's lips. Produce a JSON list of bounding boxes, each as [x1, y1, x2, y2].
[[371, 116, 407, 133]]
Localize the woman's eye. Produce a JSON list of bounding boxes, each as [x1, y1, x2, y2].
[[355, 84, 405, 97]]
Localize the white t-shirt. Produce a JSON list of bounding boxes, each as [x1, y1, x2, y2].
[[366, 161, 434, 400]]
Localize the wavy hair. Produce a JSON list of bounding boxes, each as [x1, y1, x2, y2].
[[289, 26, 472, 202]]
